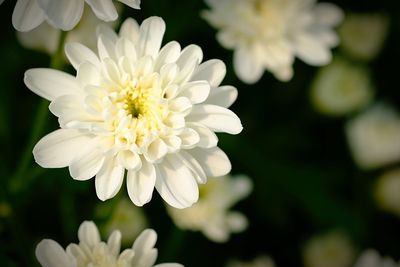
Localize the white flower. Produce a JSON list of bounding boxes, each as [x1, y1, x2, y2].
[[346, 103, 400, 170], [374, 168, 400, 217], [226, 255, 276, 267], [310, 57, 374, 116], [339, 13, 389, 62], [354, 250, 400, 267], [17, 6, 119, 55], [96, 198, 148, 246], [25, 16, 242, 209], [10, 0, 140, 32], [202, 0, 343, 83], [35, 221, 183, 267], [167, 174, 252, 242], [303, 231, 356, 267]]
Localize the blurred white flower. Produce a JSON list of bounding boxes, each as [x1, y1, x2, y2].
[[10, 0, 140, 32], [303, 230, 356, 267], [25, 16, 242, 209], [374, 168, 400, 217], [202, 0, 343, 83], [17, 6, 119, 55], [167, 174, 252, 243], [96, 198, 148, 246], [339, 13, 389, 62], [310, 57, 374, 116], [353, 250, 400, 267], [346, 104, 400, 169], [226, 255, 276, 267], [35, 220, 182, 267]]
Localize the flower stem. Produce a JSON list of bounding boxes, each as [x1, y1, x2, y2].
[[9, 30, 68, 194]]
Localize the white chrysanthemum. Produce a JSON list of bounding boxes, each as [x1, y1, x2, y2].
[[17, 6, 119, 55], [167, 175, 252, 242], [25, 16, 242, 209], [303, 231, 356, 267], [226, 255, 276, 267], [374, 168, 400, 217], [35, 221, 182, 267], [346, 103, 400, 170], [353, 250, 400, 267], [310, 57, 374, 116], [339, 13, 389, 62], [202, 0, 343, 83], [8, 0, 140, 32], [97, 198, 148, 246]]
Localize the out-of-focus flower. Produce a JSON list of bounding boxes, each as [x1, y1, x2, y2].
[[25, 16, 242, 209], [303, 230, 356, 267], [202, 0, 343, 83], [96, 198, 148, 246], [17, 6, 119, 55], [9, 0, 140, 32], [0, 201, 11, 218], [226, 255, 276, 267], [35, 220, 183, 267], [374, 168, 400, 217], [310, 57, 373, 116], [346, 104, 400, 169], [353, 250, 400, 267], [167, 175, 252, 242], [339, 13, 389, 62]]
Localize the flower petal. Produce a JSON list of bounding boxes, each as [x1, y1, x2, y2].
[[154, 41, 181, 71], [37, 0, 84, 31], [155, 155, 199, 208], [118, 0, 141, 9], [206, 85, 238, 108], [95, 158, 125, 201], [233, 45, 264, 84], [65, 42, 100, 70], [191, 59, 226, 87], [294, 33, 332, 66], [77, 221, 101, 248], [33, 129, 92, 168], [24, 68, 81, 101], [137, 16, 166, 58], [35, 239, 71, 267], [187, 122, 218, 149], [144, 139, 168, 163], [127, 160, 156, 206], [314, 3, 344, 27], [131, 229, 157, 266], [12, 0, 45, 32], [69, 146, 105, 181], [178, 81, 210, 104], [86, 0, 117, 22], [187, 104, 242, 134], [119, 18, 140, 44], [107, 230, 122, 257], [187, 147, 231, 177]]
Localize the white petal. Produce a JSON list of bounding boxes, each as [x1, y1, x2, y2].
[[191, 59, 226, 87], [95, 158, 125, 201], [33, 129, 92, 168], [69, 147, 105, 181], [118, 0, 141, 9], [117, 150, 142, 170], [12, 0, 45, 32], [77, 62, 101, 86], [137, 16, 166, 58], [65, 42, 100, 70], [115, 38, 137, 61], [187, 104, 242, 134], [78, 221, 101, 248], [132, 229, 157, 265], [176, 44, 203, 70], [119, 18, 140, 44], [178, 81, 210, 104], [155, 155, 199, 208], [314, 3, 344, 26], [187, 147, 231, 177], [107, 230, 122, 257], [187, 122, 218, 148], [168, 97, 192, 114], [24, 68, 81, 101], [127, 160, 156, 206], [144, 139, 168, 163], [206, 85, 238, 108], [177, 151, 207, 184], [96, 23, 118, 43], [98, 34, 117, 61], [37, 0, 84, 31], [86, 0, 117, 22], [154, 41, 181, 71], [35, 239, 71, 267], [294, 33, 332, 66], [179, 128, 200, 149], [233, 46, 264, 84]]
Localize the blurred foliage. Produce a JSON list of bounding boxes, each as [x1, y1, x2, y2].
[[1, 0, 400, 267]]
